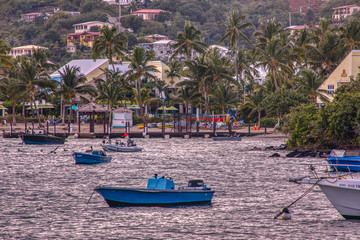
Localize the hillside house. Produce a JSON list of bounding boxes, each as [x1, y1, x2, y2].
[[67, 32, 101, 52], [9, 45, 48, 58], [317, 50, 360, 104], [144, 34, 169, 42], [73, 21, 112, 33], [333, 5, 360, 20], [21, 12, 45, 22], [131, 9, 167, 20]]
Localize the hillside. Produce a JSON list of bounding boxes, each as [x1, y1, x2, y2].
[[0, 0, 353, 64]]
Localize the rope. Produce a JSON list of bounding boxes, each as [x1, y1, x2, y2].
[[86, 191, 95, 205], [274, 179, 320, 219]]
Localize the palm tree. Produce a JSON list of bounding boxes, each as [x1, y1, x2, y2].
[[236, 48, 257, 103], [0, 39, 14, 69], [171, 86, 201, 130], [165, 60, 182, 86], [294, 68, 329, 103], [253, 18, 282, 45], [339, 18, 360, 51], [220, 10, 252, 86], [244, 86, 266, 129], [92, 25, 128, 66], [0, 75, 21, 125], [254, 36, 295, 90], [210, 82, 239, 115], [124, 46, 159, 123], [57, 65, 95, 127], [171, 21, 208, 60], [14, 58, 57, 127], [95, 69, 123, 129], [132, 88, 158, 114], [292, 27, 314, 68]]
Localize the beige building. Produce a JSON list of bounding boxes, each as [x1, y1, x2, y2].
[[9, 45, 48, 58], [317, 50, 360, 103], [50, 59, 109, 82], [332, 5, 360, 20], [73, 21, 112, 33]]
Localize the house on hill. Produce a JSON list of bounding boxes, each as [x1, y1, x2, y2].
[[66, 32, 101, 52], [144, 34, 169, 42], [21, 12, 46, 22], [332, 5, 360, 21], [9, 45, 48, 58], [317, 50, 360, 104], [131, 9, 167, 21], [73, 21, 112, 33]]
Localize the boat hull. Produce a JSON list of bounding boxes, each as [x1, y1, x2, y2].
[[318, 179, 360, 219], [95, 186, 214, 207], [73, 152, 112, 164], [326, 157, 360, 171], [102, 144, 142, 152], [22, 134, 65, 145]]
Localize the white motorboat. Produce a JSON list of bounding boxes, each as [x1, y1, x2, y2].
[[102, 139, 142, 152], [289, 164, 360, 219]]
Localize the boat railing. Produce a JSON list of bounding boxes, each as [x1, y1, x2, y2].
[[293, 163, 360, 180]]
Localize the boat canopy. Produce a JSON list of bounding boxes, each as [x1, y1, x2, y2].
[[147, 175, 174, 190]]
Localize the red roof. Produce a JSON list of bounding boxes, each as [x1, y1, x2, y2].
[[333, 5, 359, 9], [67, 32, 101, 36], [132, 9, 165, 14]]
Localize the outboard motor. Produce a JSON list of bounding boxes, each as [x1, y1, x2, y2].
[[187, 180, 210, 190]]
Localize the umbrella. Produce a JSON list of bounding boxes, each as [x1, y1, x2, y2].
[[67, 105, 79, 110], [167, 106, 178, 111], [128, 104, 140, 109], [0, 105, 7, 110], [157, 106, 167, 110]]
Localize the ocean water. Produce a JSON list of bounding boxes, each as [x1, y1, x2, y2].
[[0, 136, 359, 239]]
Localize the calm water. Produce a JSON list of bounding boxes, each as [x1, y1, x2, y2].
[[0, 136, 359, 239]]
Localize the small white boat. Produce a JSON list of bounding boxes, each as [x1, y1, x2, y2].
[[289, 164, 360, 219], [102, 139, 142, 152]]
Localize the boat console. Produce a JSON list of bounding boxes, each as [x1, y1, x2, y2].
[[147, 174, 175, 190]]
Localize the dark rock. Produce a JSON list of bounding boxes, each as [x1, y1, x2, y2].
[[270, 153, 281, 157]]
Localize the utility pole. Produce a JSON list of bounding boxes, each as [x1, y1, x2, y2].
[[117, 0, 124, 32]]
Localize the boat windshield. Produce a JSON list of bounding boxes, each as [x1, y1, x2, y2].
[[330, 149, 345, 157]]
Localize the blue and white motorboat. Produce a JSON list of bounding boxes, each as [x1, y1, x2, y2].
[[326, 149, 360, 171], [102, 139, 142, 152], [73, 150, 112, 164], [95, 174, 215, 207]]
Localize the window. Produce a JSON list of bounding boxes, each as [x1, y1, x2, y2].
[[328, 85, 335, 95]]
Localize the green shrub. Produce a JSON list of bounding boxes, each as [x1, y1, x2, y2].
[[261, 118, 279, 128]]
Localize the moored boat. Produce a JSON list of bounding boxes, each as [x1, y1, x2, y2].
[[95, 174, 215, 207], [73, 150, 111, 164], [325, 149, 360, 171], [288, 164, 360, 220], [21, 129, 65, 145], [102, 139, 142, 152]]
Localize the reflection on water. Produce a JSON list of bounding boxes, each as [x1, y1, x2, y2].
[[0, 136, 359, 239]]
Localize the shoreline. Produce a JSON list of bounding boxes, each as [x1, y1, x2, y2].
[[0, 122, 289, 139]]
